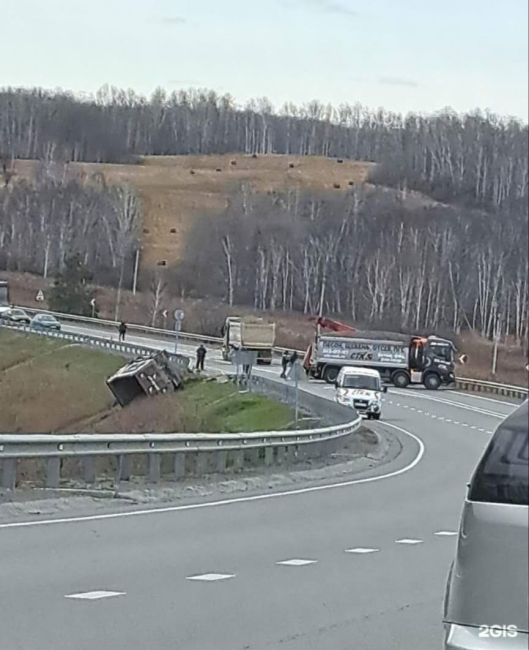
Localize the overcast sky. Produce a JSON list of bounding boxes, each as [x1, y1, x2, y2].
[[2, 0, 527, 119]]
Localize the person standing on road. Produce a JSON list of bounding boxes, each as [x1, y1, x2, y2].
[[118, 321, 127, 342], [286, 350, 299, 379], [280, 350, 290, 379], [196, 344, 207, 372]]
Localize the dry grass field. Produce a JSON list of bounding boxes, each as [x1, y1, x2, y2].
[[14, 154, 374, 269]]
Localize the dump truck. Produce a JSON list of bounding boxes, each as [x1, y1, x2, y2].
[[306, 334, 457, 390], [106, 350, 189, 406], [222, 316, 276, 365]]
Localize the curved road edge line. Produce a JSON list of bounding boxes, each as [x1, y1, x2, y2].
[[0, 423, 424, 531]]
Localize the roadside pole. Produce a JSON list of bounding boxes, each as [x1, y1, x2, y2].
[[132, 248, 140, 295], [491, 312, 501, 376], [491, 334, 499, 376], [174, 309, 184, 354], [294, 360, 300, 428]]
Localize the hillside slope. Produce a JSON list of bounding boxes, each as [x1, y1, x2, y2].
[[14, 155, 373, 268]]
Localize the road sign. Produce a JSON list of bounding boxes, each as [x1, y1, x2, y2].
[[162, 309, 168, 318], [35, 290, 44, 302], [90, 298, 96, 307], [173, 310, 184, 353]]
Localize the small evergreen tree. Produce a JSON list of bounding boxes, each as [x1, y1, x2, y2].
[[49, 254, 97, 316]]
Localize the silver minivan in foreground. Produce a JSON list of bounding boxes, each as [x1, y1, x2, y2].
[[443, 400, 528, 649]]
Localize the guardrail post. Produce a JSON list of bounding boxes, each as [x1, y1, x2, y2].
[[215, 450, 227, 473], [1, 458, 17, 491], [264, 447, 273, 466], [276, 445, 288, 465], [117, 455, 131, 481], [46, 457, 61, 489], [195, 452, 209, 476], [173, 453, 185, 480], [148, 454, 161, 484], [245, 448, 260, 467], [83, 457, 96, 484], [232, 449, 244, 472]]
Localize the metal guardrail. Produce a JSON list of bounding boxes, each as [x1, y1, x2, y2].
[[0, 322, 191, 372], [0, 374, 361, 491], [14, 306, 222, 345], [456, 377, 528, 401]]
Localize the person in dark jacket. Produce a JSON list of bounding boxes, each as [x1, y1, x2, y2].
[[196, 344, 207, 371], [287, 350, 299, 379], [280, 350, 290, 379], [118, 321, 127, 342]]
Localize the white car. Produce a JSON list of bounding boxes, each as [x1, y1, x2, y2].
[[334, 367, 386, 420]]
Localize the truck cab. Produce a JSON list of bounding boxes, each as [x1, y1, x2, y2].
[[335, 367, 386, 420], [403, 335, 456, 390]]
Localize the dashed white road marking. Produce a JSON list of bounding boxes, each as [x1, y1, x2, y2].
[[434, 531, 458, 537], [461, 423, 469, 427], [186, 573, 235, 582], [65, 590, 125, 600], [276, 559, 317, 567], [345, 547, 380, 554], [445, 418, 452, 423], [395, 538, 423, 545], [391, 390, 507, 419]]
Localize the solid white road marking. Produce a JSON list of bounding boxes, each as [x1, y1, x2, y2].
[[186, 573, 235, 582], [434, 531, 458, 537], [345, 548, 380, 554], [276, 559, 317, 566], [0, 424, 426, 531], [65, 590, 125, 600], [395, 538, 423, 545]]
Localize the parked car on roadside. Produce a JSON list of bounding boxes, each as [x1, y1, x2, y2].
[[30, 313, 62, 331], [0, 307, 31, 325], [443, 400, 528, 650]]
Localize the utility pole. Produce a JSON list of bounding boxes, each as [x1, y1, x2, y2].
[[132, 248, 140, 295], [491, 312, 501, 376]]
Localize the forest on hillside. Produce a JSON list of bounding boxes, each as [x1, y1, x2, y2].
[[1, 86, 527, 212], [179, 187, 528, 345], [0, 86, 527, 344], [0, 161, 140, 288]]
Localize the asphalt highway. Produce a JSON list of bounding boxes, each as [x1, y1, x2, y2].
[[0, 323, 521, 650]]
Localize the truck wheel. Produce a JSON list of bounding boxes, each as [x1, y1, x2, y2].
[[323, 366, 339, 384], [424, 373, 441, 390], [391, 371, 410, 388], [373, 413, 381, 421]]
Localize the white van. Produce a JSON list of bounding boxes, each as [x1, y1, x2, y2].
[[334, 367, 386, 419]]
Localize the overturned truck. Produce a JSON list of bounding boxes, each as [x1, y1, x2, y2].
[[107, 351, 190, 406]]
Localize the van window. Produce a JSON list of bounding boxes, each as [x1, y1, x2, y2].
[[340, 376, 380, 391], [469, 404, 529, 506]]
